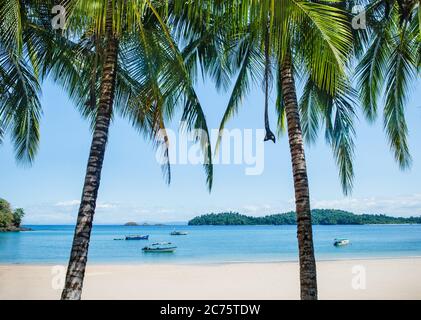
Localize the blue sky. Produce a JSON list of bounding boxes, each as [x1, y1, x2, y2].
[[1, 76, 421, 224]]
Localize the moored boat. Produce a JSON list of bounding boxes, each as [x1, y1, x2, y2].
[[170, 231, 188, 235], [125, 235, 149, 240], [142, 242, 177, 253], [334, 238, 350, 246]]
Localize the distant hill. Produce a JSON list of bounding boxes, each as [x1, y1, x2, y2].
[[123, 222, 168, 226], [188, 209, 421, 225], [124, 222, 139, 226]]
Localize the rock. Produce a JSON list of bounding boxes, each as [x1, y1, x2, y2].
[[19, 227, 33, 231], [0, 226, 33, 232]]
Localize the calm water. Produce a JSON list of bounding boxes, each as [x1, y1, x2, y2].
[[0, 224, 420, 264]]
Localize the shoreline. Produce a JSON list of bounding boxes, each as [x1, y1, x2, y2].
[[1, 257, 421, 299], [2, 255, 421, 266]]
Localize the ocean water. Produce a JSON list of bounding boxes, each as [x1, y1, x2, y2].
[[0, 224, 420, 264]]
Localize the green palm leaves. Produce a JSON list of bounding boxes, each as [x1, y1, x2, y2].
[[356, 0, 420, 169], [2, 1, 419, 192], [52, 0, 214, 189], [0, 0, 214, 189], [0, 0, 42, 164], [183, 0, 356, 194]]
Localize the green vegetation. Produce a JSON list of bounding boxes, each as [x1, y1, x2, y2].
[[356, 0, 420, 169], [188, 209, 421, 226], [0, 198, 26, 231]]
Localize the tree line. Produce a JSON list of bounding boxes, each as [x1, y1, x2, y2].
[[188, 210, 421, 225]]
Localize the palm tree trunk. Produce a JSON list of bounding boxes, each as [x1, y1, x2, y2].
[[61, 2, 118, 300], [280, 55, 318, 300]]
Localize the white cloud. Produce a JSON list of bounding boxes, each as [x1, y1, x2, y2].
[[312, 193, 421, 216], [21, 193, 421, 225], [23, 201, 184, 224], [55, 200, 80, 207], [209, 194, 421, 218], [242, 203, 283, 214], [54, 200, 117, 209], [242, 205, 260, 212], [96, 203, 117, 209]]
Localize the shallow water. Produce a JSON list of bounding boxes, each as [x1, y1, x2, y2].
[[0, 224, 420, 264]]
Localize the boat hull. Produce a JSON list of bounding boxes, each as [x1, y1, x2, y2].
[[126, 235, 149, 240], [142, 247, 176, 253], [334, 239, 350, 246]]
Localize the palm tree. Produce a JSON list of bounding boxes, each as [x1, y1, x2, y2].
[[55, 0, 214, 300], [1, 0, 212, 300], [355, 0, 420, 168], [175, 1, 354, 299], [263, 3, 354, 300], [58, 0, 119, 300]]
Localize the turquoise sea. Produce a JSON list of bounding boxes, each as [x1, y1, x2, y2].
[[0, 224, 421, 264]]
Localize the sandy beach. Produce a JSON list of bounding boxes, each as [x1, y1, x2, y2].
[[1, 258, 420, 300]]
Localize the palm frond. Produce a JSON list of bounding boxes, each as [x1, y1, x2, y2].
[[215, 37, 264, 152], [382, 19, 417, 169], [0, 48, 42, 164]]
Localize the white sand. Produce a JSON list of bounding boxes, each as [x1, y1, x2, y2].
[[1, 258, 420, 300]]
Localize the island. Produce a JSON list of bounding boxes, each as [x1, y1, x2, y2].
[[0, 198, 31, 232], [123, 222, 166, 226], [124, 222, 139, 226], [188, 209, 421, 225]]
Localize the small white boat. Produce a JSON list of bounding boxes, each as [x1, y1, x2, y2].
[[142, 242, 177, 253], [334, 238, 350, 246]]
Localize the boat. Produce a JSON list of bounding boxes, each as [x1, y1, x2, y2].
[[142, 242, 177, 253], [334, 238, 350, 246], [170, 231, 188, 236], [125, 235, 149, 240]]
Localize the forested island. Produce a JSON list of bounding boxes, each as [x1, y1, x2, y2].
[[0, 198, 29, 232], [124, 222, 139, 226], [188, 209, 421, 225]]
